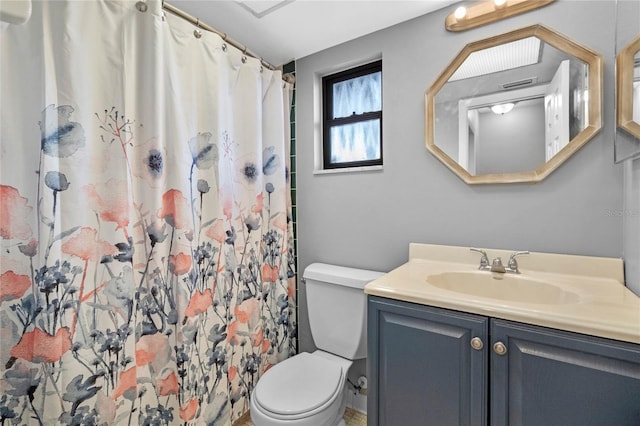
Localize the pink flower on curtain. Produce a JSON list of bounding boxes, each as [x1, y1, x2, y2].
[[9, 327, 72, 363], [158, 189, 191, 230], [0, 271, 31, 302], [221, 189, 234, 221], [156, 370, 179, 396], [228, 365, 237, 381], [135, 332, 171, 371], [252, 192, 264, 213], [226, 320, 241, 346], [261, 339, 271, 354], [179, 398, 199, 422], [112, 367, 137, 400], [83, 179, 130, 231], [234, 298, 259, 327], [184, 289, 213, 317], [205, 219, 227, 244], [61, 227, 117, 261], [250, 327, 263, 347], [169, 252, 192, 276], [272, 212, 288, 231], [288, 278, 296, 298], [95, 392, 117, 424], [0, 185, 33, 240], [262, 264, 279, 282]]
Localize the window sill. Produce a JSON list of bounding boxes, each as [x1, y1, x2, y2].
[[313, 165, 384, 175]]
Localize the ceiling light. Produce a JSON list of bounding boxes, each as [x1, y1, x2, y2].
[[491, 103, 515, 115]]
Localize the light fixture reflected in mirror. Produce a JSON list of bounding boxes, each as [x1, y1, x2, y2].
[[445, 0, 555, 32], [491, 103, 515, 115]]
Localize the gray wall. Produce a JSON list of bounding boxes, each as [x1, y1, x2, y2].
[[477, 101, 545, 175], [295, 0, 624, 375], [624, 158, 640, 295]]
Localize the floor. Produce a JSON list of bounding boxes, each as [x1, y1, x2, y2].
[[234, 407, 367, 426]]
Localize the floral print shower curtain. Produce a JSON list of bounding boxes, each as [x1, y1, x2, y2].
[[0, 1, 296, 424]]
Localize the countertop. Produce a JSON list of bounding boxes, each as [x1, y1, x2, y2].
[[364, 243, 640, 344]]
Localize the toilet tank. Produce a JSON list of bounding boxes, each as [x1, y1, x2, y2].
[[303, 263, 385, 360]]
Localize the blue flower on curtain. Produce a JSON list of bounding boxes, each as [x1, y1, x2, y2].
[[189, 132, 218, 170], [242, 162, 259, 183], [262, 146, 280, 176], [144, 148, 163, 177], [39, 104, 86, 158]]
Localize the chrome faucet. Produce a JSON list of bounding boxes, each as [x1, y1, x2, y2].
[[490, 257, 506, 273], [506, 251, 529, 273], [471, 248, 529, 274], [470, 248, 490, 271]]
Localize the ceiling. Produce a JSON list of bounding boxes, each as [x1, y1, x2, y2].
[[168, 0, 458, 66]]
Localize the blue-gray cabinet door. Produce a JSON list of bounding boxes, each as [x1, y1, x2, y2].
[[368, 296, 488, 426], [491, 319, 640, 426]]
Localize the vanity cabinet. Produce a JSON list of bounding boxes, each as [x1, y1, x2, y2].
[[367, 296, 640, 426]]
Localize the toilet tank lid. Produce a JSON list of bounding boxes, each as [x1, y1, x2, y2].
[[303, 263, 385, 289]]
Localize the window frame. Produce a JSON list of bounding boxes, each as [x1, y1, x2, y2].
[[322, 60, 383, 169]]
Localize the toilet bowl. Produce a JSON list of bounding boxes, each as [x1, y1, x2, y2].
[[250, 351, 351, 426], [249, 263, 384, 426]]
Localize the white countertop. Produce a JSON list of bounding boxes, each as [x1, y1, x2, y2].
[[365, 243, 640, 344]]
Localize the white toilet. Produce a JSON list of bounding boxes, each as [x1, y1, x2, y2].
[[250, 263, 384, 426]]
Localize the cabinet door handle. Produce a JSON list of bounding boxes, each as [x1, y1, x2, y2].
[[493, 341, 507, 356], [470, 337, 484, 351]]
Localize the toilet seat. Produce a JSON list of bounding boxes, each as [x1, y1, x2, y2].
[[253, 352, 344, 420]]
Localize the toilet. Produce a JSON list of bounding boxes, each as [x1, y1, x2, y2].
[[250, 263, 384, 426]]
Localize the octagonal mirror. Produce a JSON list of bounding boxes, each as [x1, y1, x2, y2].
[[425, 25, 602, 184], [617, 33, 640, 139]]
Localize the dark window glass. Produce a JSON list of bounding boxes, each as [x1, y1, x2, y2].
[[323, 60, 382, 169]]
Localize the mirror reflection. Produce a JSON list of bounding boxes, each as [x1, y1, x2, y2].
[[425, 25, 602, 184], [616, 33, 640, 150], [634, 51, 640, 123], [435, 38, 588, 175], [614, 0, 640, 162]]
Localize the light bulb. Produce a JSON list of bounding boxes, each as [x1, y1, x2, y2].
[[491, 103, 515, 115], [454, 6, 467, 20], [494, 0, 507, 7]]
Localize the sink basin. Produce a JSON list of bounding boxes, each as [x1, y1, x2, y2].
[[426, 272, 580, 305]]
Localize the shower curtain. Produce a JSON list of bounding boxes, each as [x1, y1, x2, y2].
[[0, 1, 296, 424]]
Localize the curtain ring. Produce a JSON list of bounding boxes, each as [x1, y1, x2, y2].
[[241, 48, 247, 63], [193, 18, 202, 38], [135, 1, 148, 12], [222, 43, 227, 52]]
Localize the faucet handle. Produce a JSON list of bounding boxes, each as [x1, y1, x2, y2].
[[470, 248, 489, 269], [508, 251, 529, 273]]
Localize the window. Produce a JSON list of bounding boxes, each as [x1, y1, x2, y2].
[[322, 60, 382, 169]]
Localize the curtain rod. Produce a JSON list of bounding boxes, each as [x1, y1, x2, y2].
[[161, 1, 294, 83]]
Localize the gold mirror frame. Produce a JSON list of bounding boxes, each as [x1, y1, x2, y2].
[[616, 34, 640, 139], [425, 24, 603, 184]]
